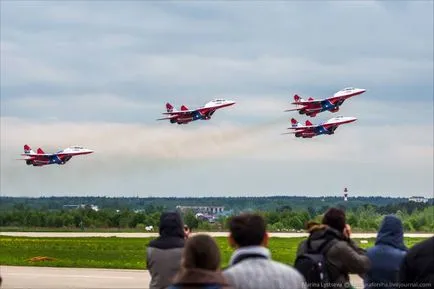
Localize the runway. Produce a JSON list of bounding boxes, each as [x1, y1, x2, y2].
[[1, 231, 432, 238], [0, 266, 364, 289]]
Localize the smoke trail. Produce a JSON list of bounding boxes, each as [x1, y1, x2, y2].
[[1, 115, 293, 176]]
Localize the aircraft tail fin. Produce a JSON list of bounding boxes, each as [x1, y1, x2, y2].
[[305, 120, 313, 126], [180, 105, 189, 111], [24, 144, 35, 154], [308, 97, 314, 101], [37, 148, 45, 154], [293, 94, 302, 102], [166, 103, 176, 113], [290, 118, 301, 128]]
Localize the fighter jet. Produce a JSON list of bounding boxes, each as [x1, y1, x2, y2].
[[19, 145, 94, 166], [283, 116, 357, 138], [157, 99, 236, 124], [285, 87, 366, 117]]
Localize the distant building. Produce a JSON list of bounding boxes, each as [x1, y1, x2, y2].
[[176, 205, 225, 214], [63, 205, 80, 209], [63, 204, 99, 211], [408, 196, 428, 203]]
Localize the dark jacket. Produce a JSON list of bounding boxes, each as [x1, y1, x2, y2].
[[399, 236, 434, 289], [168, 268, 233, 289], [364, 215, 407, 289], [297, 224, 370, 287], [147, 212, 186, 289]]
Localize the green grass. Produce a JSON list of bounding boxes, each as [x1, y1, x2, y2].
[[0, 236, 427, 270], [0, 227, 153, 232]]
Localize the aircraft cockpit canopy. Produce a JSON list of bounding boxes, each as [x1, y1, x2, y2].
[[71, 146, 84, 150], [342, 87, 354, 91]]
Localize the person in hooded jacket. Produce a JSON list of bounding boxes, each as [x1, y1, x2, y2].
[[147, 212, 186, 289], [168, 234, 233, 289], [363, 215, 407, 289], [296, 208, 370, 288]]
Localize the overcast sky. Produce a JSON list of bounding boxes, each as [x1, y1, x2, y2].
[[1, 1, 433, 198]]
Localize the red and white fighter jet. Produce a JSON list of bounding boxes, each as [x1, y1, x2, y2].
[[285, 87, 366, 117], [283, 116, 357, 138], [157, 99, 236, 124], [20, 145, 94, 166]]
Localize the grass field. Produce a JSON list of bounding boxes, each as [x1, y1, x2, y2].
[[0, 236, 427, 270], [0, 227, 381, 233]]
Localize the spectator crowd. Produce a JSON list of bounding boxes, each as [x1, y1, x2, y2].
[[147, 208, 433, 289]]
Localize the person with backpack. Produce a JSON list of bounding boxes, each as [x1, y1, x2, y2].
[[168, 234, 232, 289], [223, 213, 306, 289], [295, 207, 370, 289]]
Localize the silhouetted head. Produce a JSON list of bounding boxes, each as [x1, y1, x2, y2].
[[322, 208, 346, 233], [228, 213, 268, 248], [182, 234, 221, 270], [159, 211, 185, 239], [376, 215, 407, 251]]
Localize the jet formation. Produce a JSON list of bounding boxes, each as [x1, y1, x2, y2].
[[20, 87, 365, 166], [280, 87, 366, 138], [157, 87, 365, 139]]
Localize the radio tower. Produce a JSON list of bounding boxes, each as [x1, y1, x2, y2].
[[344, 187, 348, 201]]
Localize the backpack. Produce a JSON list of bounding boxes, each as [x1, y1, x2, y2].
[[294, 237, 337, 289]]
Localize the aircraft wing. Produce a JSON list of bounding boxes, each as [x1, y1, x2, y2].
[[17, 156, 36, 160], [287, 126, 316, 131], [322, 123, 340, 131], [156, 115, 179, 121], [327, 96, 345, 102], [284, 107, 304, 112], [161, 109, 197, 115], [281, 130, 306, 134], [20, 153, 52, 157], [291, 99, 324, 105]]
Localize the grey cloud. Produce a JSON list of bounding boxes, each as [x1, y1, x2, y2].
[[1, 1, 432, 96]]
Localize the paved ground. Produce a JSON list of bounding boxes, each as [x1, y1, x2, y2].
[[0, 266, 365, 289], [1, 231, 432, 238]]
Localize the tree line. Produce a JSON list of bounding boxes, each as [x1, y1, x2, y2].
[[1, 196, 421, 212], [0, 201, 432, 232]]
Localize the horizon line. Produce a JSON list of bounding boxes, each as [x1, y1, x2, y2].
[[1, 195, 432, 199]]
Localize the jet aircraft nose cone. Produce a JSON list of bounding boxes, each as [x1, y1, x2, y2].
[[224, 100, 235, 106]]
